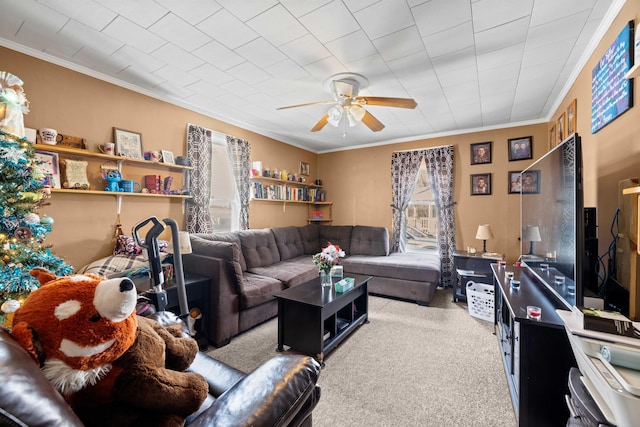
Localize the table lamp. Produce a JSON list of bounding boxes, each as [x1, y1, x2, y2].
[[475, 224, 494, 253], [523, 225, 541, 255]]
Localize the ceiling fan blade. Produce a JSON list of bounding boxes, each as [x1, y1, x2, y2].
[[361, 110, 385, 132], [356, 96, 417, 109], [276, 101, 335, 110], [311, 114, 329, 132]]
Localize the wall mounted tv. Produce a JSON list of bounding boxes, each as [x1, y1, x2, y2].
[[520, 133, 584, 310], [591, 20, 634, 134]]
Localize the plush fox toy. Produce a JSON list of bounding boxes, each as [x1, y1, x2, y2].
[[11, 268, 207, 426]]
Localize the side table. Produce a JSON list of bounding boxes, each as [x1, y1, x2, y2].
[[452, 250, 503, 302]]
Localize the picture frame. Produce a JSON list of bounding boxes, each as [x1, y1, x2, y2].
[[508, 171, 522, 194], [508, 136, 533, 161], [566, 99, 577, 136], [470, 141, 492, 165], [549, 125, 556, 150], [113, 128, 143, 159], [521, 170, 540, 194], [300, 161, 310, 176], [557, 113, 566, 143], [34, 150, 61, 188], [161, 150, 175, 164], [470, 173, 491, 196]]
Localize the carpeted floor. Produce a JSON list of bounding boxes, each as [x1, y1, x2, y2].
[[206, 288, 516, 427]]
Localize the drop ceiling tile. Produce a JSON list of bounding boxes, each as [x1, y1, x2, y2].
[[151, 43, 204, 72], [219, 79, 260, 97], [154, 0, 222, 25], [530, 0, 596, 28], [196, 9, 259, 50], [422, 22, 474, 59], [227, 61, 272, 85], [303, 56, 346, 80], [412, 0, 471, 38], [325, 30, 377, 64], [185, 80, 228, 98], [153, 64, 199, 86], [15, 21, 79, 56], [190, 63, 234, 85], [387, 51, 433, 77], [279, 34, 332, 66], [0, 11, 22, 39], [526, 12, 587, 51], [148, 13, 211, 51], [155, 80, 195, 99], [103, 16, 165, 54], [345, 55, 393, 87], [73, 46, 128, 74], [476, 43, 525, 71], [373, 26, 423, 62], [111, 45, 165, 72], [474, 17, 529, 55], [193, 40, 245, 71], [117, 65, 167, 89], [353, 0, 414, 40], [93, 0, 168, 29], [264, 59, 310, 80], [236, 38, 287, 68], [216, 0, 278, 21], [38, 0, 116, 31], [343, 0, 378, 13], [471, 0, 533, 33], [247, 4, 307, 46], [279, 0, 332, 18], [299, 1, 360, 43], [431, 46, 476, 74]]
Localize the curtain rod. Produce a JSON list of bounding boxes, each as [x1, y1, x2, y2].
[[392, 144, 453, 154]]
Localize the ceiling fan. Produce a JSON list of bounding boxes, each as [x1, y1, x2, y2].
[[276, 73, 417, 135]]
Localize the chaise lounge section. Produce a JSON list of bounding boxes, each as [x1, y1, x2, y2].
[[183, 225, 440, 347]]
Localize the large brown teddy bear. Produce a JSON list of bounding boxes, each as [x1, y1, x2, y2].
[[11, 268, 208, 427]]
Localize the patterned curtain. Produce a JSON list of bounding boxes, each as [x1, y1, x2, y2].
[[424, 146, 456, 287], [390, 150, 423, 253], [186, 124, 213, 233], [226, 136, 251, 230]]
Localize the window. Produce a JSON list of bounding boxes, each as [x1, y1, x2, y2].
[[209, 132, 239, 232], [405, 160, 438, 253]]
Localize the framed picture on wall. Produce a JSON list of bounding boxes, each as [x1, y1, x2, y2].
[[300, 162, 310, 176], [508, 171, 522, 194], [470, 141, 492, 165], [113, 128, 143, 159], [522, 170, 540, 194], [566, 99, 577, 136], [471, 173, 491, 196], [557, 113, 566, 143], [549, 125, 556, 150], [508, 136, 532, 161]]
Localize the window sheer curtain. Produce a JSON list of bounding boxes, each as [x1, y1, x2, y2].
[[226, 135, 250, 230], [391, 146, 456, 287], [185, 124, 250, 233]]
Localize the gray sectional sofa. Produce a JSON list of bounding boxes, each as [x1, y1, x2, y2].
[[183, 225, 440, 347]]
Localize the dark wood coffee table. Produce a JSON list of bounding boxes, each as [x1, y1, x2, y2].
[[274, 274, 371, 366]]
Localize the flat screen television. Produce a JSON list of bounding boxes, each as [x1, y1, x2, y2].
[[520, 133, 583, 309]]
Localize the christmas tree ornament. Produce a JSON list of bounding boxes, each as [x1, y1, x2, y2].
[[24, 213, 40, 224], [40, 215, 54, 226], [0, 71, 29, 138]]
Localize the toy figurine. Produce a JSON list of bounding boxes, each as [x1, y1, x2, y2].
[[102, 169, 122, 191]]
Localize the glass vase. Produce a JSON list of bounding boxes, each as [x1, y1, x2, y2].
[[320, 270, 333, 288]]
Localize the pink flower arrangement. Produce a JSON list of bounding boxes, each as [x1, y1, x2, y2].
[[313, 242, 345, 273]]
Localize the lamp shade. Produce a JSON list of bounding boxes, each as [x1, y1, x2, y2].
[[475, 224, 494, 241], [167, 231, 192, 255], [523, 225, 541, 242], [347, 104, 366, 127], [327, 106, 343, 127]]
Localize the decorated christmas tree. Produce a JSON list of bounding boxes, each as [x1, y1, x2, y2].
[[0, 71, 73, 327]]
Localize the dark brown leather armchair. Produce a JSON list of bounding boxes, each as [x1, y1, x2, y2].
[[0, 311, 321, 427]]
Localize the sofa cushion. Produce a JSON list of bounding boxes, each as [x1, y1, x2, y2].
[[190, 236, 245, 288], [272, 227, 304, 261], [298, 225, 320, 255], [341, 252, 440, 283], [350, 226, 389, 256], [239, 229, 281, 269], [193, 232, 247, 272], [318, 225, 353, 255], [239, 272, 284, 309], [248, 256, 319, 288]]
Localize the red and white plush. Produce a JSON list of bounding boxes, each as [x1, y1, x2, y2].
[[11, 268, 208, 426]]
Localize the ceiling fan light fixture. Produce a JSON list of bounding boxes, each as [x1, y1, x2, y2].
[[327, 105, 343, 127], [347, 104, 366, 127]]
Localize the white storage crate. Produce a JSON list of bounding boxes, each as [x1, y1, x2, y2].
[[466, 281, 495, 322]]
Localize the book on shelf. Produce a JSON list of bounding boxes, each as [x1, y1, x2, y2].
[[578, 307, 640, 338], [144, 174, 161, 193]]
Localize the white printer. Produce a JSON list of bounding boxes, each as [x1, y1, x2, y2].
[[558, 308, 640, 427]]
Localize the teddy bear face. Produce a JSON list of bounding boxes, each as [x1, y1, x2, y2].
[[12, 274, 139, 371]]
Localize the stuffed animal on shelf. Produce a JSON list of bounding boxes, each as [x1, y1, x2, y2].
[[102, 169, 122, 191], [11, 268, 208, 427]]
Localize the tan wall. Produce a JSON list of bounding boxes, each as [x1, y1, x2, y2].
[[319, 124, 547, 263], [2, 47, 316, 269]]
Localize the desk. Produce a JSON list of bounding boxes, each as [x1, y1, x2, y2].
[[453, 251, 503, 302]]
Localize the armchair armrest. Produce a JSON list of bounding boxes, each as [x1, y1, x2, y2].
[[189, 355, 321, 427]]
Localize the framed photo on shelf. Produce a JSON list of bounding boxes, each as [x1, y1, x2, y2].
[[521, 170, 540, 194], [113, 128, 143, 159], [34, 150, 61, 188], [566, 99, 577, 136], [470, 141, 492, 165], [508, 136, 532, 161], [508, 171, 522, 194], [557, 113, 566, 143], [161, 150, 175, 164], [300, 161, 310, 176], [470, 173, 491, 196]]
